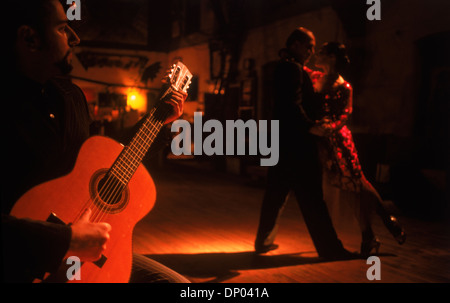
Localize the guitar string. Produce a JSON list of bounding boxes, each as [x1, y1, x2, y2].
[[88, 107, 160, 222], [89, 117, 162, 223], [92, 114, 165, 223], [90, 118, 160, 222], [69, 66, 189, 225], [96, 115, 165, 219], [90, 110, 168, 223], [70, 110, 160, 224], [86, 70, 189, 222]]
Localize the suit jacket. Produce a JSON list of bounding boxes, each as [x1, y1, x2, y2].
[[1, 75, 90, 282], [270, 54, 319, 177]]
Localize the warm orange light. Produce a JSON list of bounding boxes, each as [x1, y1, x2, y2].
[[127, 89, 146, 112]]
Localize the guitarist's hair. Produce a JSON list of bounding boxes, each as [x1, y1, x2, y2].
[[6, 0, 60, 67]]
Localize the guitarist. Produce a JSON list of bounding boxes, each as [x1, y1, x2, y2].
[[2, 0, 188, 283]]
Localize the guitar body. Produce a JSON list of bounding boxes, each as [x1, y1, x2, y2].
[[10, 136, 156, 283]]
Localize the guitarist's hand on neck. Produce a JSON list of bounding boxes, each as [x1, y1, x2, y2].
[[163, 90, 187, 125], [65, 208, 112, 262]]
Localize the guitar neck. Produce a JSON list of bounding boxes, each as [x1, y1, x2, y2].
[[108, 100, 171, 186], [106, 61, 192, 187]]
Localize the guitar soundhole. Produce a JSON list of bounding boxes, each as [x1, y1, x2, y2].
[[89, 169, 129, 214]]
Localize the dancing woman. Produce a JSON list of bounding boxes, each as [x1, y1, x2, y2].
[[309, 42, 406, 256]]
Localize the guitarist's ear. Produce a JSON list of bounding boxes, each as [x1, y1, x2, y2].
[[17, 25, 42, 52]]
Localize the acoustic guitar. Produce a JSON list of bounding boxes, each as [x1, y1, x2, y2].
[[10, 61, 192, 283]]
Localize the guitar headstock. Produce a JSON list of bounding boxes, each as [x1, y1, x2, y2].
[[167, 61, 193, 94]]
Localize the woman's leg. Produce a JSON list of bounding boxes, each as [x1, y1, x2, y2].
[[360, 177, 406, 245], [356, 183, 382, 256]]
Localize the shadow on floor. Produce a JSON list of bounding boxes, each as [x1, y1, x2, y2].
[[145, 251, 393, 283]]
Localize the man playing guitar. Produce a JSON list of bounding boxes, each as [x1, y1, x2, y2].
[[3, 0, 189, 283]]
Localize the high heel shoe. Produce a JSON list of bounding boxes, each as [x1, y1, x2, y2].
[[386, 215, 406, 245], [360, 237, 381, 257]]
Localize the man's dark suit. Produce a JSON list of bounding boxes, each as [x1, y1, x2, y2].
[[255, 53, 348, 258]]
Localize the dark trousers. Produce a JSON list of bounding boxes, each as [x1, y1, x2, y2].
[[255, 142, 345, 258]]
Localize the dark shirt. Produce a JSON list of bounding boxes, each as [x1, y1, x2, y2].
[[2, 75, 90, 282]]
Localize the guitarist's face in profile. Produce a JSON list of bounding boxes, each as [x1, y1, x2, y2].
[[43, 0, 80, 76], [18, 0, 80, 82]]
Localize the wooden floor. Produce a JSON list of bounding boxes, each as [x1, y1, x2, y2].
[[131, 159, 450, 283]]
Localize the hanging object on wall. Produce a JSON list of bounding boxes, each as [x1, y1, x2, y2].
[[75, 51, 150, 71], [140, 61, 163, 84]]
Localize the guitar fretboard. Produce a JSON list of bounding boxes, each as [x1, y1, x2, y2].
[[105, 61, 191, 188], [109, 105, 168, 186]]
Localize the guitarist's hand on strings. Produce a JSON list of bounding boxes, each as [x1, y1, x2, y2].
[[65, 208, 112, 262], [163, 90, 187, 124]]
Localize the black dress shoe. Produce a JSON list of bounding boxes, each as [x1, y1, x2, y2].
[[360, 237, 381, 258], [255, 244, 279, 254]]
